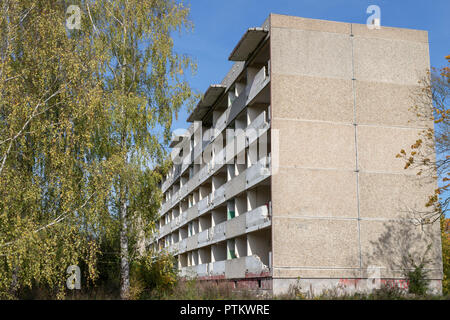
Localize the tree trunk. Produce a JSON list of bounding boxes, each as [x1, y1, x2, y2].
[[119, 4, 130, 300], [119, 196, 130, 300]]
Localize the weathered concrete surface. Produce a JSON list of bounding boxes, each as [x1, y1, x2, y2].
[[271, 74, 354, 123], [272, 167, 358, 219], [274, 119, 355, 169], [269, 13, 442, 293], [272, 217, 360, 269]]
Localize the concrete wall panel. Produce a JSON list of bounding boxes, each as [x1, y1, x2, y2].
[[272, 217, 360, 269], [225, 174, 246, 200], [351, 23, 428, 43], [353, 37, 429, 85], [359, 172, 436, 219], [225, 214, 246, 239], [355, 80, 433, 128], [357, 125, 425, 174], [186, 234, 198, 252], [270, 14, 351, 34], [272, 167, 358, 218], [359, 220, 442, 279], [271, 74, 353, 123], [270, 27, 353, 79], [273, 119, 356, 170]]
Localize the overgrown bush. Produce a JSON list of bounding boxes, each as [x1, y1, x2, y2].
[[130, 252, 178, 299], [406, 263, 430, 296], [159, 279, 259, 300], [441, 217, 450, 295]]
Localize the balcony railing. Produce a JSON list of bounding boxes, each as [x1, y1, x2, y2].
[[211, 184, 226, 207], [197, 229, 209, 246], [157, 157, 271, 240], [247, 62, 270, 103], [160, 62, 270, 196], [158, 126, 270, 218], [209, 260, 225, 277], [246, 205, 270, 229], [247, 110, 269, 146], [179, 254, 269, 279], [246, 156, 270, 188], [197, 196, 209, 214], [165, 204, 270, 254]]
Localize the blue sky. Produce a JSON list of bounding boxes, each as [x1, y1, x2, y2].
[[171, 0, 449, 131]]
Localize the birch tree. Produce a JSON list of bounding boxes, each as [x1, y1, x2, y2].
[[0, 0, 108, 298], [87, 0, 196, 299]]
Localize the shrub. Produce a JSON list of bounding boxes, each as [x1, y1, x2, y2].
[[130, 251, 178, 299]]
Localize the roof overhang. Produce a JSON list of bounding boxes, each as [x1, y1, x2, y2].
[[228, 28, 268, 61], [169, 131, 190, 148], [187, 84, 226, 122]]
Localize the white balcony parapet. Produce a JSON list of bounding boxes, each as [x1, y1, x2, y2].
[[245, 205, 270, 229], [179, 265, 196, 278], [161, 61, 270, 196], [213, 111, 228, 140], [246, 156, 270, 188], [247, 63, 270, 103], [197, 196, 209, 214], [161, 71, 270, 202], [198, 163, 210, 183], [212, 221, 226, 242], [158, 157, 272, 241], [245, 255, 270, 275], [159, 224, 171, 239], [211, 185, 226, 207], [179, 238, 187, 252], [197, 229, 209, 246], [209, 260, 225, 277], [196, 263, 209, 277], [247, 111, 269, 146], [168, 242, 179, 254]]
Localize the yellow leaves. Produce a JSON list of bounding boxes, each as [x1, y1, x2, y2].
[[411, 139, 423, 149]]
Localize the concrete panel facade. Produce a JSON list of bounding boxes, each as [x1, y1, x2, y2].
[[272, 167, 358, 219], [269, 13, 442, 292]]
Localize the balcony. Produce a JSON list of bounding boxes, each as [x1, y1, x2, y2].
[[167, 242, 179, 254], [197, 229, 209, 246], [213, 110, 228, 141], [211, 184, 226, 207], [246, 156, 270, 188], [209, 260, 225, 277], [179, 238, 187, 252], [158, 155, 272, 237], [246, 205, 270, 231], [197, 196, 209, 215], [212, 221, 226, 243], [179, 255, 269, 280], [173, 205, 270, 253], [247, 63, 270, 103], [161, 57, 270, 196], [247, 110, 270, 146], [198, 164, 210, 184]]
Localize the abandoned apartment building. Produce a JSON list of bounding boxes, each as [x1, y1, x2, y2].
[[151, 14, 443, 295]]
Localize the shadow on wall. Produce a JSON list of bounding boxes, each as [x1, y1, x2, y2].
[[363, 219, 442, 291]]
